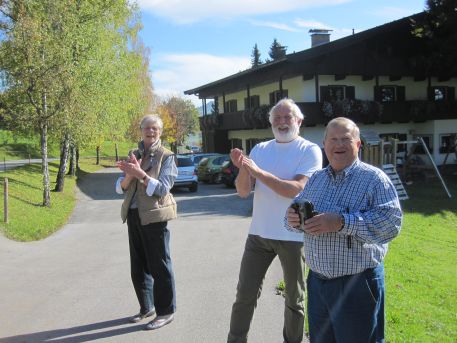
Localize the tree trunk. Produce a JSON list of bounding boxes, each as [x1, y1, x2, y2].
[[96, 145, 100, 165], [55, 132, 70, 192], [40, 121, 51, 207], [68, 144, 76, 176], [76, 147, 80, 171]]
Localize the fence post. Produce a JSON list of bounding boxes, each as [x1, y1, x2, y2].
[[3, 177, 8, 223]]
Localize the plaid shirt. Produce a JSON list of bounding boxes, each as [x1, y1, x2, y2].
[[284, 159, 402, 278]]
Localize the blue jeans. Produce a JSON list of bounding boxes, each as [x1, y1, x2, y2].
[[127, 209, 176, 316], [307, 263, 385, 343]]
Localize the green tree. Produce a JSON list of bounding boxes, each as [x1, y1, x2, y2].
[[411, 0, 457, 75], [268, 38, 287, 61], [0, 0, 75, 206], [161, 96, 199, 153], [251, 43, 262, 68]]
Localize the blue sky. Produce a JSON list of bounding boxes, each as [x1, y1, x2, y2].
[[136, 0, 427, 106]]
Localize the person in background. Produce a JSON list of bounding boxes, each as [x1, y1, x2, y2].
[[227, 98, 323, 343], [115, 114, 177, 330], [285, 117, 402, 343]]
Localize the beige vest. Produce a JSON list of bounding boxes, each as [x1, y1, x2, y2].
[[121, 143, 177, 225]]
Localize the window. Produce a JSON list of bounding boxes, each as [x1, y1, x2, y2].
[[230, 138, 242, 150], [245, 138, 270, 154], [320, 85, 355, 102], [269, 90, 289, 105], [428, 86, 455, 102], [225, 99, 237, 112], [439, 134, 457, 154], [374, 85, 405, 102], [244, 95, 260, 109], [413, 134, 433, 154]]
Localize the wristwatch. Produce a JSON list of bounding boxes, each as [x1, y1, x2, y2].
[[139, 174, 148, 184]]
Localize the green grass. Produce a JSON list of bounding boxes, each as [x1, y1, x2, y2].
[[0, 129, 137, 160], [385, 169, 457, 342], [0, 158, 104, 241]]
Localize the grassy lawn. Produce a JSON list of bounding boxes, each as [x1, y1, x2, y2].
[[385, 169, 457, 342], [0, 158, 105, 241]]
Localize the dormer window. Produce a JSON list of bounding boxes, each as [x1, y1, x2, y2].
[[320, 85, 355, 102], [428, 86, 455, 102], [374, 85, 405, 102]]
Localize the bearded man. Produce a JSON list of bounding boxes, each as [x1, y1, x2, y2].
[[227, 98, 322, 343]]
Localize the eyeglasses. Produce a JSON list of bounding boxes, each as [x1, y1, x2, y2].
[[142, 126, 161, 132], [272, 115, 295, 122]]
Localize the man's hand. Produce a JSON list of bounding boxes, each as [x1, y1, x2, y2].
[[302, 213, 342, 235], [287, 207, 301, 228], [230, 148, 244, 169], [241, 156, 262, 178]]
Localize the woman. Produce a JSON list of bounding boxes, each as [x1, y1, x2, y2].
[[115, 114, 177, 330]]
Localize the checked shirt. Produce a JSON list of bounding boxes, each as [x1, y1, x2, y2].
[[285, 159, 402, 279]]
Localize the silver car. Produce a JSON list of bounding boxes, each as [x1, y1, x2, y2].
[[173, 155, 198, 192]]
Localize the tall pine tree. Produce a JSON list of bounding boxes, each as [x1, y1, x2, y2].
[[251, 43, 262, 68], [268, 38, 287, 60]]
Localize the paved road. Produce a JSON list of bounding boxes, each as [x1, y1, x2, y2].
[[0, 168, 306, 343]]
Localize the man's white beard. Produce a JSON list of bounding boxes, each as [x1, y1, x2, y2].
[[272, 123, 300, 143]]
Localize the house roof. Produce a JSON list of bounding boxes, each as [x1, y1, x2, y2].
[[184, 11, 448, 99]]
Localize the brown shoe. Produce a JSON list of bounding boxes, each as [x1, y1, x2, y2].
[[129, 309, 156, 323], [144, 314, 174, 330]]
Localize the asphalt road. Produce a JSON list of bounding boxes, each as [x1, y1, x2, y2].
[[0, 168, 306, 343]]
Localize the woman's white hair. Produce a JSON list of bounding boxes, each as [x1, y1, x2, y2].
[[140, 114, 163, 130]]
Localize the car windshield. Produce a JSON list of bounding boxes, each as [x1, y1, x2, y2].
[[177, 157, 193, 167]]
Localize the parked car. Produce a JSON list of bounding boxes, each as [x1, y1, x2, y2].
[[190, 153, 221, 168], [173, 155, 198, 192], [197, 154, 230, 183], [219, 159, 239, 187]]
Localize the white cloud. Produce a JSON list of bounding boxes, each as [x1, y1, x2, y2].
[[294, 19, 332, 30], [151, 53, 251, 105], [250, 20, 302, 32], [137, 0, 352, 24]]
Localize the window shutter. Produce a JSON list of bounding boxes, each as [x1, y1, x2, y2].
[[427, 87, 434, 101], [244, 98, 248, 109], [447, 87, 455, 101], [320, 86, 330, 102], [396, 86, 405, 101], [269, 92, 275, 105], [374, 86, 381, 102], [283, 89, 288, 98], [345, 86, 355, 100]]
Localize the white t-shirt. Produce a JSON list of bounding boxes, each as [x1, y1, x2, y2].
[[249, 136, 322, 242]]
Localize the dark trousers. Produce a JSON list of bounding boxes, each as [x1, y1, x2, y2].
[[307, 263, 385, 343], [127, 209, 176, 316]]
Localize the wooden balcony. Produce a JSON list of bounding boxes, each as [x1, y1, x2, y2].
[[199, 100, 457, 131]]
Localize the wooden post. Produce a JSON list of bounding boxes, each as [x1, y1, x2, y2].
[[4, 177, 8, 223]]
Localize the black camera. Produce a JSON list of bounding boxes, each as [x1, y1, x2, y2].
[[290, 199, 317, 231]]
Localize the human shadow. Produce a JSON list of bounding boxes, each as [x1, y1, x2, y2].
[[0, 317, 145, 343]]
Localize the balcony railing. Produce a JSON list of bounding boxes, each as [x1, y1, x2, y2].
[[199, 100, 457, 131]]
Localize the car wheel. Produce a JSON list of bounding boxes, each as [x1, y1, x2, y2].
[[189, 183, 198, 192]]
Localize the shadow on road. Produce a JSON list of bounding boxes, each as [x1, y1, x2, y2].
[[0, 317, 144, 343]]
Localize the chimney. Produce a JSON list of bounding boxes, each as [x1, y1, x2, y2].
[[309, 29, 332, 47]]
